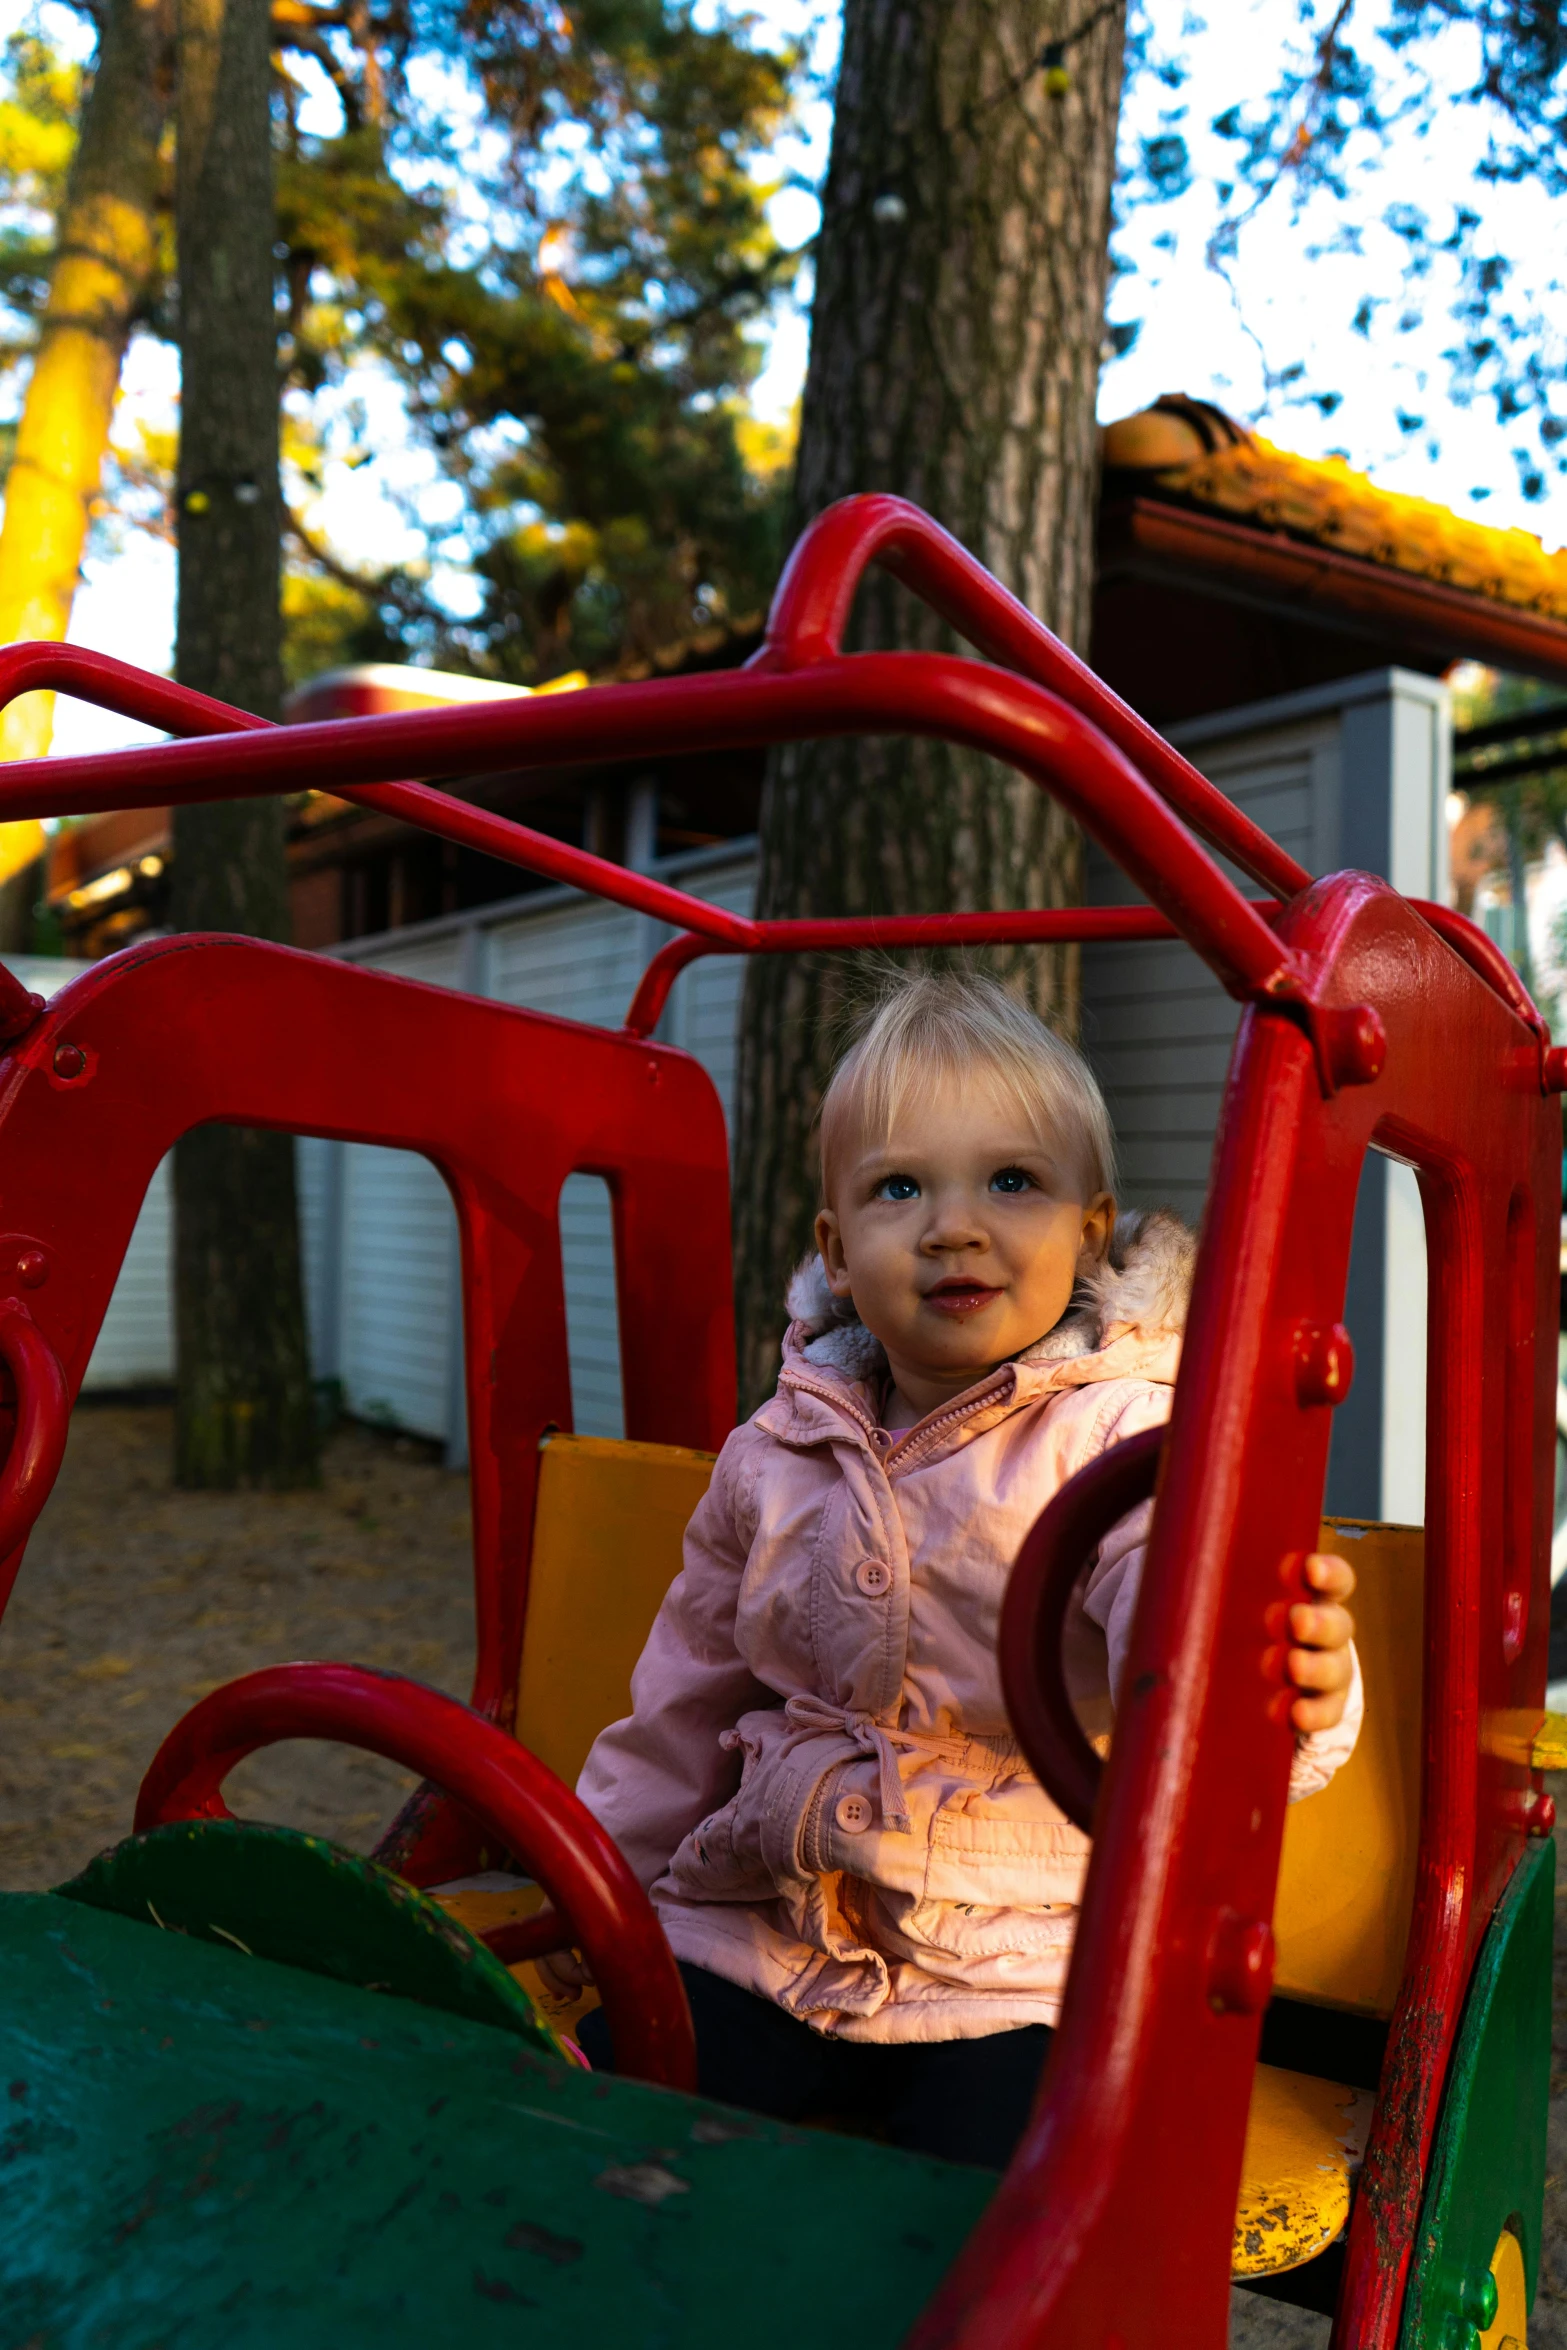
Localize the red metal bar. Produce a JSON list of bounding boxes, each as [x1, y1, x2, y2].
[[0, 1303, 70, 1566], [480, 1908, 572, 1964], [0, 646, 1300, 1006], [135, 1660, 697, 2091], [755, 494, 1313, 903], [621, 906, 1286, 1037]]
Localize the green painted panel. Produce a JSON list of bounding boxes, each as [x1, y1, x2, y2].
[[1399, 1835, 1554, 2350], [0, 1893, 993, 2349], [56, 1819, 564, 2058]]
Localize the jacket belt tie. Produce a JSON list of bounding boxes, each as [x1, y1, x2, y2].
[[784, 1694, 918, 1834]]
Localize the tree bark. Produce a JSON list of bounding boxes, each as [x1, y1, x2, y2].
[[0, 0, 168, 765], [171, 0, 318, 1488], [731, 0, 1128, 1411]]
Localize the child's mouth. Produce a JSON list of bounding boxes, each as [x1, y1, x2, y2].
[[924, 1281, 1003, 1317]]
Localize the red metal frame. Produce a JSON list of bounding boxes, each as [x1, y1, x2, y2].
[[0, 494, 1555, 2350], [135, 1660, 697, 2089], [0, 938, 735, 1715]]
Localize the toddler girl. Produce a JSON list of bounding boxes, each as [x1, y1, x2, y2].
[[567, 971, 1361, 2166]]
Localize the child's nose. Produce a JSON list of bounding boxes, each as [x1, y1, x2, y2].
[[922, 1199, 989, 1249]]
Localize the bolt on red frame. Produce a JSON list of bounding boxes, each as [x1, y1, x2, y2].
[[0, 495, 1554, 2350]]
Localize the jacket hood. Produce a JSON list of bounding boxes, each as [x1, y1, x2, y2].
[[782, 1207, 1197, 1393]]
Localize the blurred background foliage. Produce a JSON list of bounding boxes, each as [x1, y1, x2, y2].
[[0, 0, 808, 688]]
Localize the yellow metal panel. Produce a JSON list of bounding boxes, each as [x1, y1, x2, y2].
[[1231, 2064, 1368, 2276], [514, 1432, 716, 1792], [1530, 1712, 1567, 1772], [1271, 1518, 1423, 2018], [1479, 2226, 1528, 2350]]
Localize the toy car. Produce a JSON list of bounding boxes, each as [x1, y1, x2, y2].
[[0, 496, 1555, 2349]]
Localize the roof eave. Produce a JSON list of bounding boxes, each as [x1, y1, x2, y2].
[[1098, 494, 1567, 687]]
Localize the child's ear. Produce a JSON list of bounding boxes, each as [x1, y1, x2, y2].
[[1079, 1194, 1116, 1264], [815, 1207, 854, 1297]]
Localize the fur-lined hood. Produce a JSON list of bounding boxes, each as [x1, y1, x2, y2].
[[781, 1207, 1196, 1397]]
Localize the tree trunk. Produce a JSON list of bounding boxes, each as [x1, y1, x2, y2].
[[171, 0, 318, 1488], [731, 0, 1128, 1411], [0, 0, 167, 766]]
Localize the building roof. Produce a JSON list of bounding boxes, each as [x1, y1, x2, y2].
[[1093, 395, 1567, 721], [1104, 395, 1567, 624]]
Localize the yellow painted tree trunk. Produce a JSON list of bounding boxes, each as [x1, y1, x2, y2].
[[0, 0, 166, 765]]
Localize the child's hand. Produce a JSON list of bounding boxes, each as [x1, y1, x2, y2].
[[1286, 1552, 1357, 1735], [536, 1946, 596, 2000]]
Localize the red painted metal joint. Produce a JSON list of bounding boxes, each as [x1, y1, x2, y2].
[[1294, 1322, 1356, 1407], [1206, 1910, 1276, 2015]]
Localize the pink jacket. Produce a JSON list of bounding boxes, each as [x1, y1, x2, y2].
[[579, 1213, 1362, 2042]]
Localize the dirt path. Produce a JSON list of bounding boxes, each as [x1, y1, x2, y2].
[[0, 1403, 474, 1887], [3, 1404, 1564, 2345]]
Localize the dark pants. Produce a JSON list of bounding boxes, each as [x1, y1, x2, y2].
[[578, 1962, 1051, 2172]]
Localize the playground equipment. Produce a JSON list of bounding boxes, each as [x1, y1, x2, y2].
[[0, 495, 1557, 2349]]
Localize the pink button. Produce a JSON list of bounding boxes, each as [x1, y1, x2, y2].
[[855, 1558, 892, 1597], [835, 1793, 873, 1834]]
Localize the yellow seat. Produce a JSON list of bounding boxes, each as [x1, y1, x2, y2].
[[511, 1432, 718, 1790], [441, 1440, 1420, 2277], [1233, 2066, 1369, 2276]]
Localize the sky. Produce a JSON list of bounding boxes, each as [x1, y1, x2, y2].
[[9, 0, 1567, 759]]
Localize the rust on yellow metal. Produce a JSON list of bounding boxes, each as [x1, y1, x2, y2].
[[1231, 2065, 1368, 2278], [514, 1431, 716, 1791], [1479, 2225, 1528, 2350], [1272, 1519, 1423, 2018]]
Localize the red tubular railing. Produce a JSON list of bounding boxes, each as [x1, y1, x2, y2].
[[753, 496, 1313, 903], [622, 906, 1286, 1037], [0, 494, 1545, 1049], [0, 644, 1298, 1003]]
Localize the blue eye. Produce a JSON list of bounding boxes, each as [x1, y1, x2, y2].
[[991, 1167, 1032, 1195], [876, 1174, 920, 1202]]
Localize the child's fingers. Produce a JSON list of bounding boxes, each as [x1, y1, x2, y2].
[[1288, 1599, 1356, 1650], [1291, 1685, 1350, 1735], [536, 1948, 594, 1996], [1287, 1642, 1353, 1696], [1302, 1551, 1356, 1602]]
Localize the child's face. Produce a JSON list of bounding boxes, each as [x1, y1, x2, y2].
[[814, 1069, 1115, 1418]]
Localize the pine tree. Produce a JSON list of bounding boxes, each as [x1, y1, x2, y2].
[[730, 0, 1128, 1409], [169, 0, 317, 1489]]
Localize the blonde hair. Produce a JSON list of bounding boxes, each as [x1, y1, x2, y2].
[[818, 969, 1117, 1205]]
